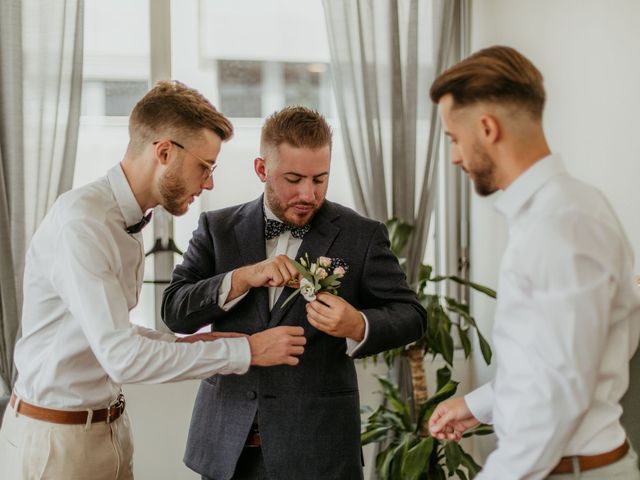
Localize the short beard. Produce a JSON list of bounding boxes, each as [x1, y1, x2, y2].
[[265, 181, 321, 227], [158, 159, 188, 216], [471, 142, 498, 197]]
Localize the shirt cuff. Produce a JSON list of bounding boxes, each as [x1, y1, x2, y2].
[[346, 312, 369, 357], [218, 270, 248, 311], [464, 381, 494, 424], [223, 337, 252, 374]]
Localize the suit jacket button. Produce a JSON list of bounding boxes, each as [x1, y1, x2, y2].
[[246, 390, 257, 400]]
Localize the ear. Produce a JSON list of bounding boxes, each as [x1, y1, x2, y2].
[[153, 139, 172, 166], [478, 114, 500, 145], [254, 157, 267, 182]]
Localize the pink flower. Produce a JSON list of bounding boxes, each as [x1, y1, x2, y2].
[[333, 266, 346, 278], [316, 268, 328, 280], [317, 256, 332, 268]]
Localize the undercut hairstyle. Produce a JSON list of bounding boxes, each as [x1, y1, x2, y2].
[[260, 106, 332, 158], [128, 80, 233, 153], [430, 45, 546, 120]]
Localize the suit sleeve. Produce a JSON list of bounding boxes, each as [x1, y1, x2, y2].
[[353, 223, 426, 357], [162, 213, 235, 334]]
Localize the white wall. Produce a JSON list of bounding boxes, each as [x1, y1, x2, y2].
[[469, 0, 640, 461]]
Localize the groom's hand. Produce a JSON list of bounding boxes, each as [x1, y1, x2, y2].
[[248, 326, 306, 366], [306, 292, 365, 341], [229, 255, 299, 300], [428, 397, 480, 441]]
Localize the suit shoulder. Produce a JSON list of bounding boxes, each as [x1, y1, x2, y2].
[[201, 199, 260, 229], [325, 200, 383, 231]]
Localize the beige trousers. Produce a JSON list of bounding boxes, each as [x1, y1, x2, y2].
[[0, 402, 134, 480], [547, 447, 640, 480]]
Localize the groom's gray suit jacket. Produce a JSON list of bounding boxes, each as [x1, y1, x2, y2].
[[162, 197, 426, 480]]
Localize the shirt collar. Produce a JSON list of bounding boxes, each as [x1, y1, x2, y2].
[[107, 163, 145, 229], [494, 154, 566, 222]]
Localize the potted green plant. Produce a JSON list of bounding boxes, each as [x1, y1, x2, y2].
[[360, 219, 496, 480]]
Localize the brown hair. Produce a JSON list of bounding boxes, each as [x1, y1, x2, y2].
[[128, 80, 233, 152], [260, 106, 332, 157], [430, 46, 545, 119]]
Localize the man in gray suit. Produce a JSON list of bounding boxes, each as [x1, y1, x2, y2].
[[162, 106, 427, 480]]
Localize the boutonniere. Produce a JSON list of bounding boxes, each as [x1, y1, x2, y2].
[[282, 253, 349, 307]]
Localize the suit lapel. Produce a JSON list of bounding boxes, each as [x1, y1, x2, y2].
[[269, 202, 341, 327], [233, 197, 270, 328]]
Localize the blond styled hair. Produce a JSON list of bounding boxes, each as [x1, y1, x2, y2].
[[260, 106, 332, 158], [430, 46, 546, 120], [128, 80, 233, 153]]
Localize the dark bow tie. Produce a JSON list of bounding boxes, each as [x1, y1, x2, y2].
[[264, 218, 310, 240], [126, 211, 153, 234]]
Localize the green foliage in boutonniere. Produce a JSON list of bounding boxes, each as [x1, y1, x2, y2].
[[282, 253, 349, 307]]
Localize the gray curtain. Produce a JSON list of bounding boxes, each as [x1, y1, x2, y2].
[[323, 0, 468, 283], [0, 0, 84, 395]]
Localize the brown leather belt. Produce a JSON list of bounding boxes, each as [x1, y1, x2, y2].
[[551, 440, 629, 474], [245, 431, 262, 448], [10, 393, 126, 425]]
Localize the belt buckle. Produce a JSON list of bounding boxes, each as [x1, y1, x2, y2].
[[107, 394, 125, 424]]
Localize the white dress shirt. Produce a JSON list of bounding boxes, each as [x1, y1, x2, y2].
[[218, 202, 368, 354], [13, 164, 251, 409], [465, 155, 640, 479]]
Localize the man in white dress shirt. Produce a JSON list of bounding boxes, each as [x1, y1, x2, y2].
[[0, 81, 306, 479], [427, 46, 640, 479]]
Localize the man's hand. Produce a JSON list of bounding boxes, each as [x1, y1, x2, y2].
[[306, 292, 365, 341], [229, 255, 299, 301], [428, 397, 480, 441], [248, 326, 306, 366], [175, 331, 248, 343]]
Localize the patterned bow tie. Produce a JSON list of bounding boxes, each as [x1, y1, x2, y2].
[[126, 211, 153, 234], [264, 219, 310, 240]]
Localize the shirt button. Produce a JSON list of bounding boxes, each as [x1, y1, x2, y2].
[[246, 390, 257, 400]]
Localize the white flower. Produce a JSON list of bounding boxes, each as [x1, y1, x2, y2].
[[317, 256, 332, 268], [333, 266, 346, 278], [316, 267, 328, 280], [310, 263, 317, 274], [300, 277, 317, 302]]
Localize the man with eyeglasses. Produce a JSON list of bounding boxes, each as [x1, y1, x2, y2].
[[0, 81, 306, 480]]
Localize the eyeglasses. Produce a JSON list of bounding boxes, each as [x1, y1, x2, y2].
[[153, 139, 217, 181]]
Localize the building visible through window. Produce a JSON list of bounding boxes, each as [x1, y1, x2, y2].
[[82, 80, 148, 116], [218, 60, 329, 118]]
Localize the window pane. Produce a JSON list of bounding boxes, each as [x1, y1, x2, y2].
[[284, 62, 323, 109], [82, 80, 149, 116], [218, 60, 262, 117]]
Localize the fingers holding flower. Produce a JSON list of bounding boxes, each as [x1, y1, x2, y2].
[[306, 292, 365, 341], [281, 254, 348, 307]]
